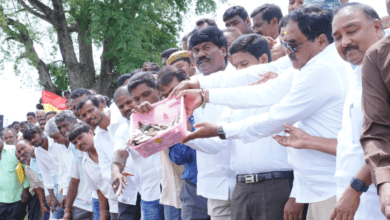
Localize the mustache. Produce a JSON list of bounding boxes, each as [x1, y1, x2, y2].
[[343, 45, 359, 55], [87, 117, 96, 124], [197, 57, 211, 65], [288, 54, 298, 61], [125, 109, 132, 116]]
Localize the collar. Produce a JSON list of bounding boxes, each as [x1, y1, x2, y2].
[[301, 43, 336, 71]]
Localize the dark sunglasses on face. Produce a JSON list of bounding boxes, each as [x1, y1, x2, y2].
[[280, 39, 310, 53]]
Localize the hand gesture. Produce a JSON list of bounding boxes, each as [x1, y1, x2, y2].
[[264, 36, 277, 49], [284, 197, 304, 220], [40, 204, 50, 219], [112, 170, 133, 196], [132, 102, 154, 114], [176, 89, 203, 118], [181, 122, 218, 144], [330, 185, 361, 220], [248, 71, 278, 86], [168, 80, 201, 99], [273, 124, 309, 149]]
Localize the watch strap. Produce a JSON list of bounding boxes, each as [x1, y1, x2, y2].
[[350, 177, 369, 192], [217, 126, 226, 140]]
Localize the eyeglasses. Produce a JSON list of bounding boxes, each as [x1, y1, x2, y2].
[[280, 39, 310, 53]]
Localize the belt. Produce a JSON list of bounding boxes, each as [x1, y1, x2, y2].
[[236, 171, 293, 184]]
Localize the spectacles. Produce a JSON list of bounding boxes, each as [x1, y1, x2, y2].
[[280, 39, 310, 53]]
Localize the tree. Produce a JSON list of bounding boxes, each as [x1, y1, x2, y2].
[[0, 0, 221, 96]]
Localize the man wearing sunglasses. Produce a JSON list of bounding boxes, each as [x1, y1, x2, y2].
[[171, 5, 351, 220]]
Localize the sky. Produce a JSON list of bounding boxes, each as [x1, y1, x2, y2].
[[0, 0, 388, 127]]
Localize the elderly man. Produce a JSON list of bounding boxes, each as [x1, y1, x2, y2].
[[3, 128, 17, 145], [271, 3, 386, 220], [173, 5, 351, 220]]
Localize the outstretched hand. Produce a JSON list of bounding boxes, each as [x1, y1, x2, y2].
[[181, 122, 219, 144], [273, 124, 309, 150], [168, 80, 201, 99]]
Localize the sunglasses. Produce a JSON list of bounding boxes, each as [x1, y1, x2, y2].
[[280, 39, 310, 53]]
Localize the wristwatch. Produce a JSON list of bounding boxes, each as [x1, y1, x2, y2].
[[350, 177, 369, 192], [217, 126, 226, 140]]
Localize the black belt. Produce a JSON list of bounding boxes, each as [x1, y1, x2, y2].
[[236, 171, 293, 184]]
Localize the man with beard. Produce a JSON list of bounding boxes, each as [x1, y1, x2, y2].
[[15, 139, 50, 220], [77, 95, 141, 220], [23, 123, 62, 218], [55, 110, 93, 220], [271, 3, 386, 220], [0, 135, 30, 220], [223, 6, 254, 35], [174, 5, 352, 220]]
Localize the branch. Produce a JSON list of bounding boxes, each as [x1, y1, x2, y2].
[[5, 37, 15, 40], [16, 0, 52, 24], [67, 22, 79, 33], [27, 0, 53, 16]]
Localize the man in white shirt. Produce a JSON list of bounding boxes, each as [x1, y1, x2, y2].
[[272, 3, 386, 220], [69, 122, 119, 220], [187, 25, 236, 220], [76, 94, 140, 220], [55, 110, 93, 220], [22, 123, 61, 217], [175, 5, 352, 220]]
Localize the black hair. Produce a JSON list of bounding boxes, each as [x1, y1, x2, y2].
[[285, 5, 334, 44], [104, 96, 111, 107], [54, 89, 63, 97], [156, 66, 189, 90], [142, 62, 160, 72], [23, 123, 41, 141], [7, 125, 12, 129], [117, 73, 133, 87], [189, 26, 228, 62], [113, 86, 131, 104], [68, 122, 92, 143], [182, 33, 189, 43], [27, 112, 36, 118], [161, 48, 180, 59], [195, 18, 218, 27], [39, 118, 46, 123], [45, 111, 57, 118], [229, 34, 272, 62], [336, 3, 381, 24], [20, 121, 27, 126], [69, 88, 92, 100], [11, 121, 19, 126], [76, 95, 101, 112], [127, 72, 157, 94], [223, 6, 249, 22], [278, 16, 287, 35], [64, 91, 70, 96], [36, 104, 44, 110], [250, 4, 283, 23]]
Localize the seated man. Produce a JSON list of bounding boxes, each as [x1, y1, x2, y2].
[[69, 122, 119, 220], [157, 66, 209, 220]]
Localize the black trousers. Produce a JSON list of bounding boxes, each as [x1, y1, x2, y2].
[[118, 193, 141, 220], [0, 201, 27, 220], [231, 178, 308, 220]]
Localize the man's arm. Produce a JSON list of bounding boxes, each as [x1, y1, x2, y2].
[[97, 190, 109, 220], [64, 177, 80, 219], [35, 187, 50, 218], [330, 164, 372, 220], [111, 149, 129, 194]]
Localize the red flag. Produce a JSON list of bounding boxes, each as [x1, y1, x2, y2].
[[41, 90, 67, 113]]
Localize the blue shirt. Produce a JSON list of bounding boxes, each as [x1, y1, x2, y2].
[[169, 116, 198, 185]]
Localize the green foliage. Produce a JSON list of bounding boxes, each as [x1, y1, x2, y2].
[[48, 62, 70, 91]]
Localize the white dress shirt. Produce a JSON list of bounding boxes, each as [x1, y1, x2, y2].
[[94, 106, 139, 205], [59, 143, 93, 212], [187, 104, 292, 176], [191, 63, 236, 201], [82, 153, 118, 213], [207, 44, 351, 203], [335, 65, 384, 219], [115, 121, 161, 202]]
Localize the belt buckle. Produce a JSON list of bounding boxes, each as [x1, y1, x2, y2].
[[245, 174, 255, 183]]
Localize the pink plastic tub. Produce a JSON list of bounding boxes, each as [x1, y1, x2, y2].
[[129, 97, 187, 158]]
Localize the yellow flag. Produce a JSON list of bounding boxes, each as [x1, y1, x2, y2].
[[16, 162, 24, 184]]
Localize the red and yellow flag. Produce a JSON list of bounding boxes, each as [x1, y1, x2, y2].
[[41, 90, 67, 113]]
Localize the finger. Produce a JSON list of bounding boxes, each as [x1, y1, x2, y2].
[[347, 214, 354, 220], [122, 176, 129, 186], [283, 123, 295, 130], [176, 91, 186, 99], [284, 212, 288, 220], [193, 122, 207, 128], [284, 129, 291, 134], [273, 135, 286, 146], [132, 105, 142, 113], [140, 105, 149, 113], [298, 210, 303, 220], [330, 210, 337, 220], [181, 132, 197, 144], [122, 171, 134, 176]]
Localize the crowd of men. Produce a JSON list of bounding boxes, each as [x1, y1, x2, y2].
[[2, 0, 390, 219]]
